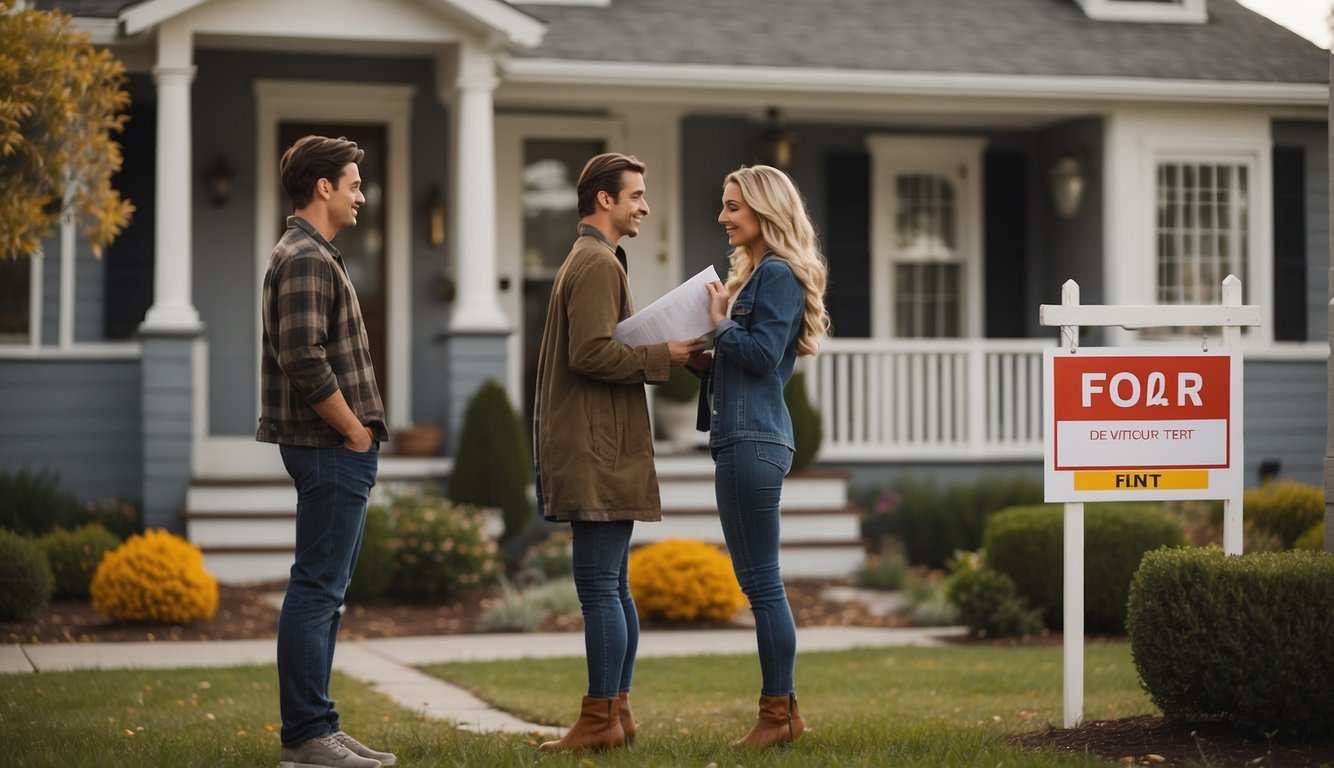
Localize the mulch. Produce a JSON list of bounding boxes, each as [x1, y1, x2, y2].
[[7, 582, 1333, 766]]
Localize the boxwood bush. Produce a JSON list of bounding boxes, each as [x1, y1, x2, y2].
[[983, 503, 1184, 633], [1127, 547, 1334, 739], [1244, 479, 1323, 549], [0, 529, 53, 620], [39, 523, 121, 600]]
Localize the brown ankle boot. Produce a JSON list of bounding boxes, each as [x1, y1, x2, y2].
[[730, 693, 806, 748], [539, 696, 626, 752], [617, 691, 638, 744]]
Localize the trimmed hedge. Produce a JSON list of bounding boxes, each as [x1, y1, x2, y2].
[[983, 503, 1184, 633], [1127, 548, 1334, 739], [39, 523, 121, 600], [448, 380, 533, 543], [0, 529, 53, 620], [1244, 480, 1323, 549]]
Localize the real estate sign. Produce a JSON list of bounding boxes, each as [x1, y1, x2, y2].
[[1043, 347, 1241, 502]]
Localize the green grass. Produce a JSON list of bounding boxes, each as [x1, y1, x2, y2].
[[0, 643, 1153, 767]]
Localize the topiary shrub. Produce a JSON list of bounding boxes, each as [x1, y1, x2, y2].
[[628, 539, 746, 622], [943, 551, 1043, 638], [1127, 547, 1334, 739], [983, 503, 1184, 633], [654, 365, 699, 403], [90, 529, 218, 624], [39, 523, 121, 600], [1245, 479, 1323, 549], [447, 380, 534, 544], [784, 371, 822, 473], [0, 529, 53, 620], [386, 489, 500, 601], [346, 503, 393, 603]]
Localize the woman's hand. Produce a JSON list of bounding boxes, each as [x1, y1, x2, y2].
[[706, 280, 728, 325]]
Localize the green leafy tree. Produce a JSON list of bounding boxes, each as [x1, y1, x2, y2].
[[0, 0, 133, 261]]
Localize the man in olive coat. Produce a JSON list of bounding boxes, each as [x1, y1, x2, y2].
[[531, 152, 694, 752]]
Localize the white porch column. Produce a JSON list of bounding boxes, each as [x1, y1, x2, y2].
[[142, 23, 202, 332], [448, 43, 508, 332]]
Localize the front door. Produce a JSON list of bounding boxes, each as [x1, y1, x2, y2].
[[277, 123, 388, 405]]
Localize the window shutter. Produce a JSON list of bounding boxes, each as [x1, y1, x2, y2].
[[823, 152, 871, 338], [1271, 146, 1306, 342]]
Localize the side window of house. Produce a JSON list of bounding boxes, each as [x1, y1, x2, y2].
[[1151, 158, 1251, 339], [893, 173, 961, 338]]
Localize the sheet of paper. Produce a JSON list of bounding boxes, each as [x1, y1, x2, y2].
[[613, 264, 720, 348]]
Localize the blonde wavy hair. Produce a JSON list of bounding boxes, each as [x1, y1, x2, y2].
[[722, 165, 830, 357]]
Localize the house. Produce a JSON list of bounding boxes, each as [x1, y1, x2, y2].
[[4, 0, 1327, 580]]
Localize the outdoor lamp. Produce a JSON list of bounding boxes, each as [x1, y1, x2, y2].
[[1049, 153, 1086, 220]]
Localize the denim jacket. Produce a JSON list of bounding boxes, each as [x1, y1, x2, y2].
[[695, 254, 804, 450]]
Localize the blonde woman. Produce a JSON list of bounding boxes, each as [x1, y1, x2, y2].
[[690, 165, 830, 748]]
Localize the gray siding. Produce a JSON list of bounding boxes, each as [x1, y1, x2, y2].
[[1244, 359, 1324, 487], [0, 357, 143, 501]]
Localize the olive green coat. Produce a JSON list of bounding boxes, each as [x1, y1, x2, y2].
[[533, 233, 670, 522]]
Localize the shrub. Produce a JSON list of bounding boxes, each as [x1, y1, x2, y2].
[[628, 539, 746, 622], [855, 549, 909, 591], [447, 380, 534, 544], [522, 526, 573, 579], [346, 503, 393, 602], [1245, 480, 1323, 549], [654, 365, 699, 403], [475, 576, 547, 633], [81, 498, 142, 540], [39, 523, 121, 600], [784, 371, 822, 473], [983, 503, 1184, 633], [0, 529, 53, 620], [386, 490, 500, 601], [1127, 547, 1334, 739], [944, 551, 1043, 638], [90, 529, 218, 624], [1294, 521, 1325, 552], [865, 473, 1044, 568], [0, 467, 84, 536]]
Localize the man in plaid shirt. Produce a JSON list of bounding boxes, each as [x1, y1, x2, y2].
[[258, 135, 394, 768]]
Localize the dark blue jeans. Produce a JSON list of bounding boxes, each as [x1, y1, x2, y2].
[[714, 440, 797, 696], [276, 442, 378, 747], [570, 519, 639, 699]]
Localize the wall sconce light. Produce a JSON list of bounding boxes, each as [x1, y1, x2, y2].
[[426, 184, 445, 247], [206, 157, 236, 207], [753, 107, 797, 170], [1049, 153, 1086, 220]]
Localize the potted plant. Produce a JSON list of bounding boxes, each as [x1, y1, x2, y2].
[[653, 366, 702, 452]]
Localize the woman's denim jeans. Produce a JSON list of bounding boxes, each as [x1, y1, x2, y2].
[[570, 519, 639, 699], [276, 442, 378, 747], [714, 440, 797, 696]]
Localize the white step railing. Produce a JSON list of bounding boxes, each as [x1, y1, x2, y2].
[[805, 338, 1051, 461]]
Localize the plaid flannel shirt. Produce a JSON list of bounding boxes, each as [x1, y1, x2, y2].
[[256, 216, 388, 447]]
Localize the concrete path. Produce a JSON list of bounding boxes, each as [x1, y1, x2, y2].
[[3, 625, 966, 735]]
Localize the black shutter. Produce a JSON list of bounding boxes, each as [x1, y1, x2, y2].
[[1272, 146, 1306, 342], [983, 150, 1028, 339], [823, 152, 871, 338], [103, 102, 156, 340]]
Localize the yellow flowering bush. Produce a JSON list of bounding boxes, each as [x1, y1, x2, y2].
[[90, 529, 218, 624], [628, 539, 746, 622]]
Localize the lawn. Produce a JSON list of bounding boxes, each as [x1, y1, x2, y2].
[[1, 642, 1152, 767]]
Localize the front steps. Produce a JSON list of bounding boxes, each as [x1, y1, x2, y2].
[[185, 452, 866, 584]]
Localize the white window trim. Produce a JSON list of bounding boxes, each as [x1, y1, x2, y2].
[[1145, 144, 1272, 344], [866, 135, 987, 339], [1075, 0, 1207, 24]]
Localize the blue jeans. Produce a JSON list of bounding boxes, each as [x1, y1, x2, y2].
[[714, 440, 797, 696], [570, 520, 639, 699], [276, 442, 379, 747]]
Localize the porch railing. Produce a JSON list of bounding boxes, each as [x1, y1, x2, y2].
[[803, 338, 1052, 461]]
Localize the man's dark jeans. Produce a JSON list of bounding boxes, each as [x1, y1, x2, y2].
[[276, 442, 378, 747]]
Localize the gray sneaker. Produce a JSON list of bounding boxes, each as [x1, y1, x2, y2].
[[278, 734, 382, 768], [332, 731, 398, 766]]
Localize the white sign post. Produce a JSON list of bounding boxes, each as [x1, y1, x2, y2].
[[1038, 275, 1260, 729]]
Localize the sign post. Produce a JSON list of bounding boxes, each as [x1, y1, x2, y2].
[[1038, 275, 1260, 728]]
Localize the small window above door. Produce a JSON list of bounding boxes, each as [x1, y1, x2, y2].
[[1073, 0, 1206, 24]]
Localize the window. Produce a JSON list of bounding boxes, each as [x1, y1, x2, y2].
[[1155, 160, 1249, 306], [0, 257, 32, 343], [892, 174, 961, 338], [1074, 0, 1206, 23]]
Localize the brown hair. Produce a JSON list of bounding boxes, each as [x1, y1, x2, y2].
[[280, 135, 365, 209], [576, 152, 646, 217]]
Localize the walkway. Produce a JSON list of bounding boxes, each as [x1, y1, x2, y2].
[[0, 625, 965, 735]]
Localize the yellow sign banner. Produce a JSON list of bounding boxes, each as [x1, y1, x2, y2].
[[1073, 470, 1209, 492]]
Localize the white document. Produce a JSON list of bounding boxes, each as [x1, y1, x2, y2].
[[613, 264, 720, 348]]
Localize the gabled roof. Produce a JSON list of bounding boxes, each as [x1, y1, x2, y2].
[[512, 0, 1327, 84]]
